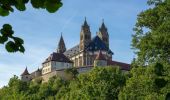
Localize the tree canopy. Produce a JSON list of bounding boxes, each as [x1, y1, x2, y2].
[[119, 62, 170, 100], [121, 0, 170, 99], [0, 67, 127, 100], [132, 0, 170, 66]]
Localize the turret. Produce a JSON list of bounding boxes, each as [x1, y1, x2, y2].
[[94, 51, 107, 67], [57, 34, 66, 53], [80, 17, 91, 51], [97, 19, 109, 48], [34, 68, 41, 77], [21, 67, 31, 82]]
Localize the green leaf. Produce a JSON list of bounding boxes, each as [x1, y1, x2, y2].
[[1, 24, 14, 37], [31, 0, 45, 8], [3, 24, 12, 30], [13, 37, 24, 44], [15, 4, 26, 11], [45, 0, 62, 13], [155, 78, 167, 88], [0, 6, 9, 16], [23, 0, 29, 3], [0, 36, 8, 44], [19, 45, 25, 53], [15, 0, 26, 11], [5, 41, 17, 52]]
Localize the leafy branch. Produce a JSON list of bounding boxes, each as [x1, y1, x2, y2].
[[0, 0, 63, 53]]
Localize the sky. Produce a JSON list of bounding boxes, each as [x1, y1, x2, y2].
[[0, 0, 148, 87]]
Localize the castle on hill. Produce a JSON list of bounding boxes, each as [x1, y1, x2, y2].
[[21, 18, 130, 82]]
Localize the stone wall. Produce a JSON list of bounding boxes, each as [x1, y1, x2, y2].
[[41, 69, 73, 83]]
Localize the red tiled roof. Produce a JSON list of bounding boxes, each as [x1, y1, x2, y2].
[[95, 51, 106, 60], [107, 60, 131, 71], [21, 67, 30, 76]]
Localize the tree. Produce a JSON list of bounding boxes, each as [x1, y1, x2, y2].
[[119, 62, 170, 100], [0, 67, 128, 99], [0, 75, 29, 100], [57, 66, 127, 100], [132, 0, 170, 66], [120, 0, 170, 99], [64, 67, 79, 79], [0, 0, 63, 53]]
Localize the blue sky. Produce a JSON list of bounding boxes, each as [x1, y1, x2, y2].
[[0, 0, 148, 87]]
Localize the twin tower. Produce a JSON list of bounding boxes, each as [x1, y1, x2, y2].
[[79, 18, 109, 51], [57, 18, 109, 54]]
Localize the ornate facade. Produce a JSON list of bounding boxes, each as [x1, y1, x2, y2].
[[64, 18, 113, 67]]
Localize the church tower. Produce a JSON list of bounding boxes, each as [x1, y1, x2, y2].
[[57, 34, 66, 53], [97, 19, 109, 48], [79, 18, 91, 51]]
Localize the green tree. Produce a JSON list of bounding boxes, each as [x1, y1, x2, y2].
[[119, 62, 170, 100], [121, 0, 170, 99], [0, 75, 29, 100], [64, 67, 79, 79], [57, 66, 127, 100], [0, 67, 128, 99], [132, 0, 170, 66], [0, 0, 62, 53]]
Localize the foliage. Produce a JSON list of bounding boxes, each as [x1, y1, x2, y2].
[[0, 66, 127, 100], [132, 0, 170, 66], [64, 67, 79, 79], [119, 62, 170, 100], [122, 0, 170, 99], [0, 0, 62, 53], [0, 24, 25, 52], [57, 66, 127, 100]]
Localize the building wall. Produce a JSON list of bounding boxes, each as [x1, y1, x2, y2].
[[51, 61, 72, 70], [77, 67, 93, 73], [41, 70, 75, 83], [69, 50, 112, 67], [94, 60, 107, 67], [21, 75, 31, 82], [42, 62, 52, 75], [42, 61, 73, 75]]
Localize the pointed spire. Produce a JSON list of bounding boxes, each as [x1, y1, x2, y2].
[[83, 17, 89, 27], [36, 67, 40, 72], [101, 19, 106, 29], [21, 67, 30, 76], [95, 50, 106, 60], [57, 33, 66, 53]]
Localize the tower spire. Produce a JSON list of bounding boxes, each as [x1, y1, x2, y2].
[[83, 17, 88, 27], [57, 33, 66, 53], [97, 19, 109, 48], [101, 19, 106, 29], [80, 17, 91, 51], [21, 67, 30, 76]]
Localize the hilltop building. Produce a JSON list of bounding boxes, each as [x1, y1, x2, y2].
[[21, 18, 130, 82]]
